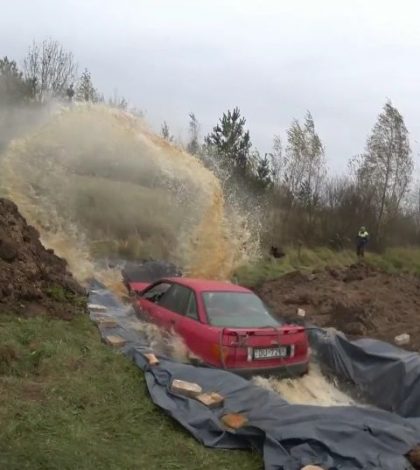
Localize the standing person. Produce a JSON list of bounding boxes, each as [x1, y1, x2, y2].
[[66, 83, 75, 102], [356, 226, 369, 257]]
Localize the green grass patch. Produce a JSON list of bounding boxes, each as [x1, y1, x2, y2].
[[0, 314, 262, 470], [234, 247, 356, 287], [235, 246, 420, 287], [45, 285, 86, 309], [367, 247, 420, 276]]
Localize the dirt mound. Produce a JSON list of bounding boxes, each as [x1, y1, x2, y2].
[[257, 263, 420, 351], [0, 198, 85, 319]]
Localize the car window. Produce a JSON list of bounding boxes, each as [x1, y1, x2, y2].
[[159, 284, 198, 319], [142, 282, 172, 303], [202, 291, 279, 328]]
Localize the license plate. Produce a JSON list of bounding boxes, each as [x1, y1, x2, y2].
[[253, 347, 288, 360]]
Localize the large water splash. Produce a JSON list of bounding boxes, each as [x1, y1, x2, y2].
[[0, 104, 258, 285]]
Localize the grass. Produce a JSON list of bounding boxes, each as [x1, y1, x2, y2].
[[45, 285, 87, 310], [234, 247, 357, 287], [0, 314, 262, 470], [367, 247, 420, 276], [234, 246, 420, 287]]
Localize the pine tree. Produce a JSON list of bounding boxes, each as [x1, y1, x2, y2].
[[76, 68, 99, 102], [256, 154, 272, 188], [205, 107, 251, 176], [0, 57, 31, 104], [187, 112, 200, 154]]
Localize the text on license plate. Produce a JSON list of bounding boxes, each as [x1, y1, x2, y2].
[[253, 347, 288, 360]]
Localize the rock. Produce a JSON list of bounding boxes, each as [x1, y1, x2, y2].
[[103, 335, 126, 348], [171, 379, 202, 397], [0, 239, 18, 262], [144, 353, 160, 366], [97, 318, 117, 328], [195, 392, 224, 408], [221, 413, 248, 430], [131, 322, 146, 333], [297, 308, 306, 318], [395, 333, 410, 346], [88, 303, 107, 312], [301, 466, 325, 470]]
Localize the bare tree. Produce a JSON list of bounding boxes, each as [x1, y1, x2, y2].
[[268, 135, 283, 186], [23, 39, 77, 101], [354, 101, 413, 239], [283, 112, 326, 217]]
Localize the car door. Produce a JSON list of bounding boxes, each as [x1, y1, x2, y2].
[[138, 282, 172, 326], [156, 283, 190, 330], [158, 284, 211, 361]]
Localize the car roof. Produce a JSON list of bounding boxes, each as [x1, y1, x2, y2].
[[162, 277, 252, 293]]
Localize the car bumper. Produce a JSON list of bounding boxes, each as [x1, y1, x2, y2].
[[227, 359, 309, 378]]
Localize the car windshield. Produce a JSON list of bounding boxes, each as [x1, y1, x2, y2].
[[202, 291, 279, 328]]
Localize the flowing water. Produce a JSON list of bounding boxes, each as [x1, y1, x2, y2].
[[0, 103, 353, 406], [252, 364, 353, 406]]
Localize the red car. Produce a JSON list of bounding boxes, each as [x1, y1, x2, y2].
[[131, 278, 310, 376]]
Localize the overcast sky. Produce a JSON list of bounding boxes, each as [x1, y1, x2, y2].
[[1, 0, 420, 172]]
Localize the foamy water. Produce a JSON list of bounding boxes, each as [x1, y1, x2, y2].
[[252, 363, 354, 406], [132, 315, 354, 406]]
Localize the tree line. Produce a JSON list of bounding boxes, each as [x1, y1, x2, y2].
[[173, 103, 417, 251], [1, 38, 418, 252], [0, 39, 127, 108]]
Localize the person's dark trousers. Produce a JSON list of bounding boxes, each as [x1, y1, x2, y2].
[[356, 241, 366, 257]]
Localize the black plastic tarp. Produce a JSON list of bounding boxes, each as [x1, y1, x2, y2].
[[88, 284, 420, 470], [128, 349, 420, 470], [311, 328, 420, 418]]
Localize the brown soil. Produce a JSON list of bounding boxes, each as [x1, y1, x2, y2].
[[257, 263, 420, 352], [0, 198, 85, 319]]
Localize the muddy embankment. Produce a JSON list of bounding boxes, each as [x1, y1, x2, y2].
[[257, 263, 420, 351], [0, 197, 85, 319]]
